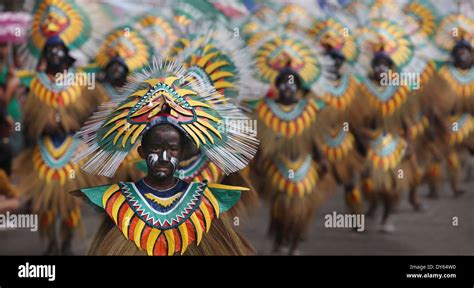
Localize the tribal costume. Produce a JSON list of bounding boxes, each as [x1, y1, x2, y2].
[[308, 14, 366, 214], [242, 16, 332, 253], [13, 0, 107, 254], [73, 56, 259, 255], [354, 10, 436, 229], [421, 9, 474, 197]]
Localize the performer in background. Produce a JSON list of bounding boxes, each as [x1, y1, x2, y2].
[[13, 0, 107, 255]]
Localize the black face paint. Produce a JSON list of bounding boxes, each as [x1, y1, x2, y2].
[[453, 47, 472, 70], [45, 45, 67, 68], [105, 62, 128, 86]]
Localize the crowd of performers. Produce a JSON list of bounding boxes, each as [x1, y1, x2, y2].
[[0, 0, 473, 255]]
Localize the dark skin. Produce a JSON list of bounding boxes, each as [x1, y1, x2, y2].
[[326, 49, 346, 80], [137, 124, 183, 191], [104, 61, 128, 87], [452, 46, 472, 70], [275, 73, 302, 105], [371, 56, 394, 83], [44, 44, 70, 75]]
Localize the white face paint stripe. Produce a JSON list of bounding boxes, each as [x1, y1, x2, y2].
[[147, 153, 159, 168]]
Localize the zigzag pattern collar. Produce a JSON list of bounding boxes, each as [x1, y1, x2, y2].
[[119, 181, 206, 229]]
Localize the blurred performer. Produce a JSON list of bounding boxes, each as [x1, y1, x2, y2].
[[422, 14, 474, 198], [13, 0, 107, 255], [86, 26, 153, 182], [355, 17, 435, 231], [72, 57, 258, 255], [256, 66, 328, 254], [241, 15, 331, 253], [308, 17, 366, 215]]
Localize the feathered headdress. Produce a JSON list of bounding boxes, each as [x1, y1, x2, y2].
[[307, 16, 359, 65], [74, 56, 258, 177], [434, 13, 474, 56], [21, 0, 114, 69], [133, 11, 179, 56], [94, 25, 153, 73], [168, 24, 267, 103]]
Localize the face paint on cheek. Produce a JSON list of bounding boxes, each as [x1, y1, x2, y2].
[[158, 150, 179, 171], [147, 153, 159, 169]]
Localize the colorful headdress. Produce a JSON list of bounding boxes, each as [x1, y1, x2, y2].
[[28, 0, 91, 58], [357, 19, 415, 70], [246, 29, 328, 94], [308, 16, 359, 64], [133, 12, 178, 56], [276, 2, 319, 32], [434, 13, 474, 55], [168, 26, 266, 103], [95, 26, 153, 72], [172, 0, 225, 28], [22, 0, 113, 69], [74, 57, 258, 177], [402, 0, 441, 39], [355, 17, 439, 78]]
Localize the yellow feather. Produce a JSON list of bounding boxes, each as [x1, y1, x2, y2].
[[204, 188, 220, 218], [205, 60, 229, 74], [164, 229, 175, 256], [133, 220, 146, 250], [112, 194, 126, 224], [195, 109, 220, 123], [213, 81, 234, 90], [196, 118, 222, 139], [146, 229, 161, 256], [210, 71, 234, 81], [197, 51, 220, 67], [121, 208, 134, 239], [199, 202, 212, 232], [178, 223, 189, 255], [121, 125, 140, 148], [190, 213, 203, 245], [193, 121, 215, 144]]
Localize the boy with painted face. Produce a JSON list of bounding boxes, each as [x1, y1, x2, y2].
[[73, 58, 258, 256]]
